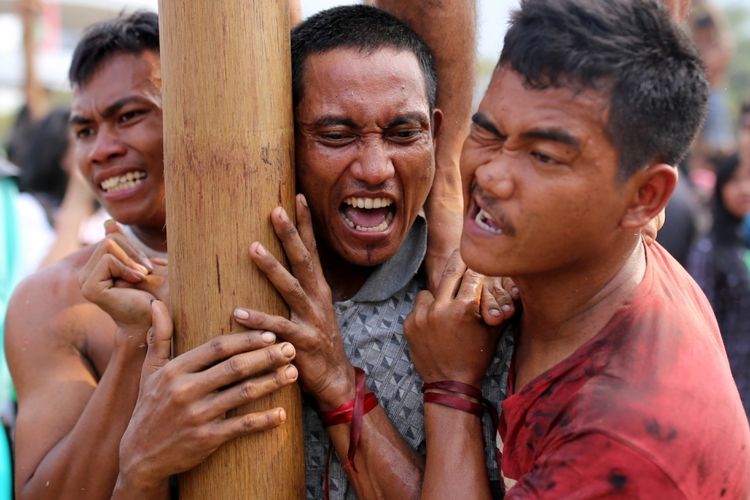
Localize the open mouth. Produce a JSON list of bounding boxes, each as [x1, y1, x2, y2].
[[100, 171, 147, 193], [340, 196, 396, 233], [475, 207, 503, 235]]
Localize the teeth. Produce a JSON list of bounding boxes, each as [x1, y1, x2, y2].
[[475, 208, 503, 235], [342, 211, 394, 232], [343, 197, 393, 210], [100, 171, 147, 193]]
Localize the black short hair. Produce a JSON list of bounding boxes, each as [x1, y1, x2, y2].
[[500, 0, 709, 178], [69, 10, 159, 87], [291, 5, 437, 111]]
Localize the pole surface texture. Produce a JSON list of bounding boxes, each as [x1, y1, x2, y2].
[[158, 1, 305, 497]]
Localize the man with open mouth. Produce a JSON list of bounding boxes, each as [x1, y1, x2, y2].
[[405, 0, 750, 498]]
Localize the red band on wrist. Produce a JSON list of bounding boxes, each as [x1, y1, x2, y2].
[[422, 380, 502, 469], [321, 367, 378, 500]]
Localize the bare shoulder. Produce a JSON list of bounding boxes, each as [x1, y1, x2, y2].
[[6, 244, 116, 386]]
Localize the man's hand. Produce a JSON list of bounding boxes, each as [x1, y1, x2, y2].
[[233, 194, 355, 410], [115, 300, 298, 496], [78, 221, 166, 333], [404, 250, 501, 387]]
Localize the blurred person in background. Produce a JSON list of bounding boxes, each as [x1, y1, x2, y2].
[[688, 153, 750, 417], [13, 107, 104, 275]]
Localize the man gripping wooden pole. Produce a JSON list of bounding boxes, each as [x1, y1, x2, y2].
[[157, 1, 305, 497]]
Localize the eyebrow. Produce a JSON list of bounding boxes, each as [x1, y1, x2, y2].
[[472, 112, 503, 138], [472, 113, 581, 150], [312, 116, 358, 128], [521, 129, 581, 150], [69, 95, 150, 126], [387, 112, 430, 128]]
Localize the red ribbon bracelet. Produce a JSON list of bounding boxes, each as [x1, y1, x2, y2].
[[320, 367, 378, 499], [422, 380, 501, 467]]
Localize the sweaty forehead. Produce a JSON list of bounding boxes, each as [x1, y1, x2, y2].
[[297, 47, 429, 120]]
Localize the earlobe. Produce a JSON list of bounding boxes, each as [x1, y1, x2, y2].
[[620, 163, 677, 229]]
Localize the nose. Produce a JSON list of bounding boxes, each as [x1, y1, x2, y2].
[[475, 153, 515, 200], [351, 140, 395, 186], [89, 125, 127, 164]]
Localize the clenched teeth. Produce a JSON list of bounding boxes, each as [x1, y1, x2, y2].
[[100, 171, 146, 193], [343, 197, 393, 210], [475, 208, 503, 235], [342, 211, 395, 232]]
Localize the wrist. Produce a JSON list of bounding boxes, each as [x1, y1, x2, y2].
[[113, 470, 167, 500], [315, 363, 357, 411]]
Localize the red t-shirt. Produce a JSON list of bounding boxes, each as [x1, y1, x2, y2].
[[499, 243, 750, 498]]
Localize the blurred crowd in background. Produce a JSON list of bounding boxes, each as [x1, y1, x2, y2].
[[0, 0, 748, 497]]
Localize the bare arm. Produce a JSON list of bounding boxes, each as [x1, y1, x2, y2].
[[7, 261, 146, 499], [236, 195, 423, 499], [404, 252, 501, 499], [375, 0, 477, 291]]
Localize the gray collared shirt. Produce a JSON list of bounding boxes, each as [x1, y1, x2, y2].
[[304, 217, 513, 499]]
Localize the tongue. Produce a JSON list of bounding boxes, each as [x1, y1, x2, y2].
[[343, 206, 390, 228]]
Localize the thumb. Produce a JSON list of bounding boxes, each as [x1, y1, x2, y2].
[[142, 300, 173, 377], [104, 218, 126, 237]]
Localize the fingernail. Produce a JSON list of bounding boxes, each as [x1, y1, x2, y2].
[[511, 287, 520, 297], [132, 270, 146, 280], [278, 408, 287, 422], [297, 194, 308, 208], [134, 263, 149, 275], [234, 308, 250, 320], [281, 343, 295, 357], [285, 365, 298, 380], [140, 256, 154, 272], [278, 209, 289, 222], [489, 308, 502, 317], [254, 243, 267, 257], [261, 331, 276, 343], [502, 304, 513, 313]]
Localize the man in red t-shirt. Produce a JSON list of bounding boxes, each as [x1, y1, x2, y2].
[[404, 0, 750, 497]]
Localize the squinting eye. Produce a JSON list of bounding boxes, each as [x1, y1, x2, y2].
[[531, 151, 560, 165], [119, 110, 143, 123], [75, 128, 93, 140]]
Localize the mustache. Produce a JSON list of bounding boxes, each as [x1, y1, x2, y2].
[[471, 182, 516, 236]]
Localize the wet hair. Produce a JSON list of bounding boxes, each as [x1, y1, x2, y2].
[[499, 0, 709, 178], [291, 5, 437, 111], [18, 107, 71, 206], [69, 10, 159, 86]]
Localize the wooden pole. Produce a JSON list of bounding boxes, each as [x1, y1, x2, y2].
[[157, 1, 305, 498], [19, 0, 46, 121]]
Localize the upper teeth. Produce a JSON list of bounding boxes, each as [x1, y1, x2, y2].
[[101, 171, 146, 192], [475, 208, 502, 235], [343, 197, 393, 209]]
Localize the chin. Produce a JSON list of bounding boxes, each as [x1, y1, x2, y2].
[[460, 238, 505, 277]]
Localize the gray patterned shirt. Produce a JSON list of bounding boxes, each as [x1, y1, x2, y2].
[[304, 217, 514, 499]]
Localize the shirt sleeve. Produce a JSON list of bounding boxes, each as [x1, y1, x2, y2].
[[505, 432, 687, 499]]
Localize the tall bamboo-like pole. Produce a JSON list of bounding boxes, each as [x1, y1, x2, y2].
[[19, 0, 46, 121], [158, 1, 305, 498]]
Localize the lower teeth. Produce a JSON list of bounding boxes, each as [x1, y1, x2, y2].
[[343, 212, 394, 232], [476, 209, 502, 234]]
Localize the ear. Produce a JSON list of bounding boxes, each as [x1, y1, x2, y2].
[[431, 108, 444, 140], [620, 163, 677, 229]]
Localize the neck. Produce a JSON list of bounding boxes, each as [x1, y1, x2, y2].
[[317, 241, 373, 302], [513, 238, 646, 390], [129, 224, 168, 254]]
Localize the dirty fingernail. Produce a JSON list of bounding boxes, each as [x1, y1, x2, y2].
[[234, 308, 250, 320], [254, 243, 267, 256], [489, 308, 502, 317], [285, 365, 298, 380], [281, 343, 295, 357]]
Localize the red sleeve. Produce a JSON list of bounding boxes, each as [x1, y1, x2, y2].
[[505, 433, 686, 499]]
